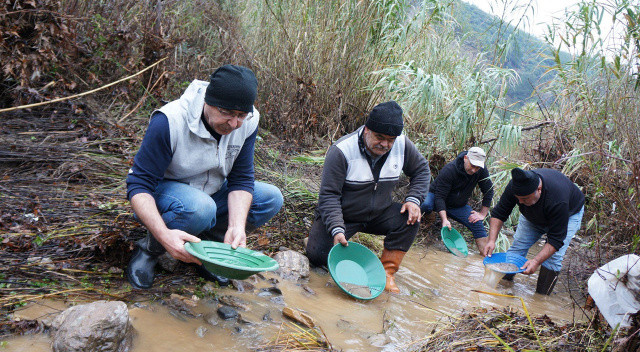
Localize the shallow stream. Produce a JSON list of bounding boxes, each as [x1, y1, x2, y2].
[[4, 245, 582, 351]]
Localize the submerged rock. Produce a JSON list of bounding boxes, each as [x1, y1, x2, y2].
[[50, 300, 133, 352], [195, 325, 207, 338], [217, 306, 238, 320], [231, 279, 255, 292], [274, 250, 310, 281], [218, 295, 250, 311], [203, 313, 219, 326]]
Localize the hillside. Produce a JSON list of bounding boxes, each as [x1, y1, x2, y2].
[[454, 1, 572, 105]]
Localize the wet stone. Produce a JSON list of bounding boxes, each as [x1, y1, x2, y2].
[[203, 313, 219, 326], [257, 291, 272, 297], [231, 279, 255, 292], [218, 295, 250, 311], [267, 278, 279, 285], [270, 296, 285, 305], [302, 285, 316, 295], [217, 306, 238, 320], [169, 308, 188, 322], [336, 319, 353, 330], [201, 283, 217, 296], [262, 311, 272, 322], [264, 287, 282, 295], [368, 333, 390, 347], [195, 325, 207, 338], [237, 314, 252, 325]]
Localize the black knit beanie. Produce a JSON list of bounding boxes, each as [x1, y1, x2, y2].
[[204, 65, 257, 113], [511, 168, 540, 196], [365, 101, 404, 136]]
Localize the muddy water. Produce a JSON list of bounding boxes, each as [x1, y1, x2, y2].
[[4, 246, 582, 352]]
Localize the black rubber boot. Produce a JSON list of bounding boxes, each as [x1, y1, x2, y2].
[[536, 266, 560, 295], [194, 265, 230, 287], [126, 234, 166, 289]]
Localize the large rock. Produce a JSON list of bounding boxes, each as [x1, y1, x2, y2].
[[273, 250, 309, 281], [51, 300, 133, 352]]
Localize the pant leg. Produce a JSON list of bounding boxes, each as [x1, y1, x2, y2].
[[211, 181, 284, 230], [153, 180, 217, 235], [541, 206, 584, 271], [446, 205, 488, 238], [506, 214, 546, 258], [306, 214, 364, 267], [365, 203, 419, 251], [420, 192, 435, 213]]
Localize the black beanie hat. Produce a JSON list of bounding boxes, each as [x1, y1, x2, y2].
[[205, 65, 257, 113], [511, 168, 540, 196], [365, 101, 404, 136]]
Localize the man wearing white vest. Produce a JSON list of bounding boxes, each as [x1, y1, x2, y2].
[[126, 65, 283, 289], [306, 101, 430, 293]]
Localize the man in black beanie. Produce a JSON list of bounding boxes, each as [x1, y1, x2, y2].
[[483, 168, 585, 295], [306, 101, 431, 293], [125, 64, 283, 289]]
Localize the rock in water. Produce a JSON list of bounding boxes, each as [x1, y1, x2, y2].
[[51, 300, 133, 352], [273, 250, 310, 281]]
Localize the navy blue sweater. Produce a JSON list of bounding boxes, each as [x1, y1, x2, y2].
[[126, 111, 257, 200], [491, 168, 585, 250], [430, 152, 493, 212]]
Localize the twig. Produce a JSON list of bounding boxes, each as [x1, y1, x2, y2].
[[0, 57, 167, 113]]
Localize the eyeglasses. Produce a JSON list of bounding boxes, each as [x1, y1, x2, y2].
[[214, 106, 249, 121]]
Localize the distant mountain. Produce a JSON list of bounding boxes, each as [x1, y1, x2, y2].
[[453, 1, 572, 105]]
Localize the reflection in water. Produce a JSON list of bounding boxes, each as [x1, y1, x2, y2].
[[3, 247, 582, 352]]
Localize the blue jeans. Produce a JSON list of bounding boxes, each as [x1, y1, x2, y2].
[[420, 192, 488, 238], [507, 206, 584, 271], [152, 180, 283, 236]]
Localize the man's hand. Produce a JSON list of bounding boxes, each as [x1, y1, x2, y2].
[[401, 202, 422, 225], [333, 233, 348, 246], [159, 229, 202, 265], [521, 258, 541, 275], [482, 239, 495, 257], [224, 226, 247, 249], [442, 218, 451, 230], [468, 210, 485, 224]]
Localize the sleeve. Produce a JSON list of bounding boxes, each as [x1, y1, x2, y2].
[[126, 112, 173, 200], [317, 146, 348, 236], [545, 201, 570, 250], [433, 166, 453, 212], [402, 139, 430, 206], [226, 127, 257, 194], [478, 168, 494, 208], [490, 182, 517, 222]]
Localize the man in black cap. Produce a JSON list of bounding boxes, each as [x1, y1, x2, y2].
[[305, 101, 430, 293], [126, 64, 283, 289], [482, 168, 585, 294]]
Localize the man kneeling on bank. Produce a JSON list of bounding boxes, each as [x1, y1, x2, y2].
[[306, 101, 430, 293], [126, 65, 283, 289]]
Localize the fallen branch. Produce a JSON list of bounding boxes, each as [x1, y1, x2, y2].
[[0, 57, 167, 114]]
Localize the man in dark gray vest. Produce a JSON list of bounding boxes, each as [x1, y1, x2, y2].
[[306, 101, 430, 293]]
